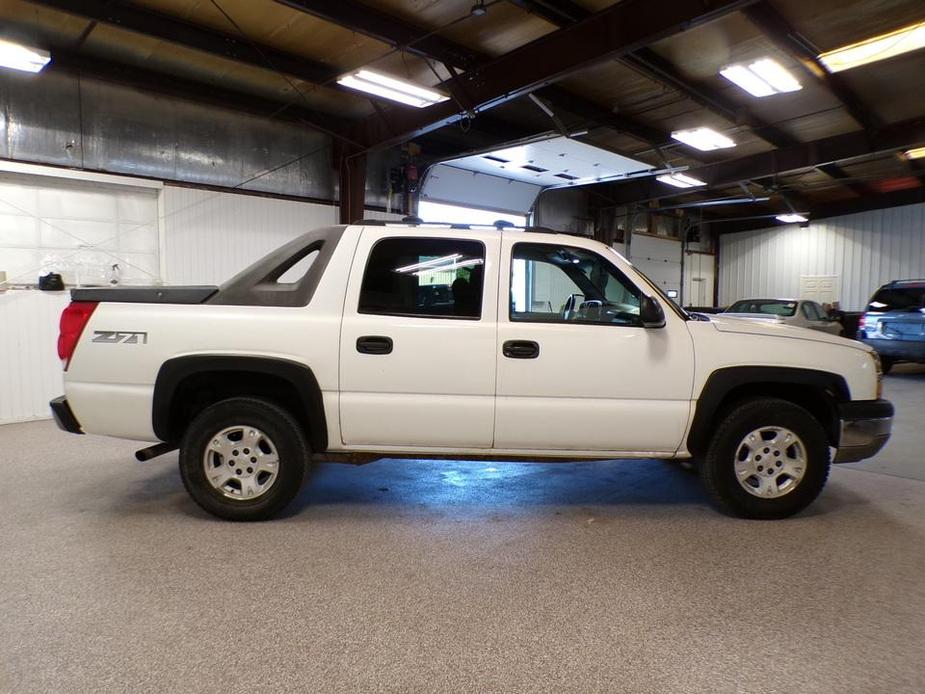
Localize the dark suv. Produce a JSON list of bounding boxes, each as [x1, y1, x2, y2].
[[859, 279, 925, 372]]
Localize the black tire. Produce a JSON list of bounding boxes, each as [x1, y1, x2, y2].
[[179, 397, 309, 521], [699, 398, 830, 520], [880, 357, 894, 374]]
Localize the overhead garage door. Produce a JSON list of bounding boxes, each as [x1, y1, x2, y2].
[[0, 171, 160, 287], [628, 234, 682, 298]]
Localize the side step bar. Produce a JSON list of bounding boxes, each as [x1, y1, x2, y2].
[[135, 442, 178, 462]]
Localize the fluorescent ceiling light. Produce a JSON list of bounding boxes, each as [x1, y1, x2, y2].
[[720, 64, 776, 97], [0, 39, 50, 73], [656, 172, 707, 188], [818, 20, 925, 73], [750, 59, 802, 93], [337, 69, 448, 108], [775, 213, 808, 223], [903, 146, 925, 160], [722, 58, 802, 97], [671, 127, 736, 151]]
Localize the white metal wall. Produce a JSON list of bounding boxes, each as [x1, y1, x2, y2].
[[719, 202, 925, 311]]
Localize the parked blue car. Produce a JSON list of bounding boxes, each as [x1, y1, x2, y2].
[[859, 279, 925, 373]]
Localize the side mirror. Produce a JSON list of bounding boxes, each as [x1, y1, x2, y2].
[[640, 295, 666, 328]]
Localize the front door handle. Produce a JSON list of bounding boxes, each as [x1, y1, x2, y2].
[[503, 340, 539, 359], [356, 335, 393, 355]]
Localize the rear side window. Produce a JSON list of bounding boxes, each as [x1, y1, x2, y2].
[[359, 237, 485, 319], [867, 286, 925, 312]]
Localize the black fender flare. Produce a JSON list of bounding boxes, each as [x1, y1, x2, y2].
[[153, 355, 328, 451], [686, 366, 850, 455]]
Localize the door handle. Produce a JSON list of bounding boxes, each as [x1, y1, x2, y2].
[[503, 340, 539, 359], [356, 335, 393, 355]]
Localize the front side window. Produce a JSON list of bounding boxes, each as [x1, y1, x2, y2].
[[510, 243, 641, 325], [359, 237, 485, 319]]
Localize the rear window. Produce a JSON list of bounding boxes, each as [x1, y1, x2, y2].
[[867, 286, 925, 312], [726, 300, 797, 317]]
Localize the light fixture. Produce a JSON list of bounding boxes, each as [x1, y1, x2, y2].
[[721, 58, 801, 97], [818, 20, 925, 73], [656, 172, 707, 188], [775, 213, 808, 223], [903, 146, 925, 160], [671, 127, 736, 151], [471, 1, 487, 17], [0, 39, 51, 73], [337, 69, 449, 108]]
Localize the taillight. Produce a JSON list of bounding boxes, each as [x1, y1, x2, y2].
[[858, 315, 866, 330], [58, 302, 98, 370]]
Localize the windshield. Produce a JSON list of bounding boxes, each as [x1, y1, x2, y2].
[[726, 299, 797, 317], [867, 286, 925, 312]]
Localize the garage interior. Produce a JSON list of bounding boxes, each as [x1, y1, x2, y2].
[[1, 0, 925, 691]]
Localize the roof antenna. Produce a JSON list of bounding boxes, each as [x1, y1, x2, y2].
[[494, 220, 514, 230]]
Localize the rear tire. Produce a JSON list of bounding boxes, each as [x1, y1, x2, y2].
[[700, 398, 830, 519], [880, 357, 894, 374], [179, 397, 309, 521]]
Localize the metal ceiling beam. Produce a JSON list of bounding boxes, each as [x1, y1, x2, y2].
[[273, 0, 483, 71], [28, 0, 339, 85], [741, 2, 882, 132], [712, 187, 925, 234], [274, 0, 696, 156], [603, 114, 925, 205], [505, 0, 591, 26], [351, 0, 759, 149], [740, 1, 889, 195], [513, 1, 870, 197]]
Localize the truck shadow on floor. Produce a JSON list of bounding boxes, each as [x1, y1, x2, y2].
[[107, 454, 868, 522]]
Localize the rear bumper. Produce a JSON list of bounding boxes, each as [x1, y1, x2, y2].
[[860, 337, 925, 362], [50, 396, 83, 435], [833, 399, 893, 463]]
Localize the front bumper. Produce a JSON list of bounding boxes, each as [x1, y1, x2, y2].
[[50, 396, 83, 435], [833, 399, 893, 463]]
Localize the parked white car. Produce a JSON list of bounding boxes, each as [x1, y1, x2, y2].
[[50, 223, 891, 521], [724, 298, 843, 335]]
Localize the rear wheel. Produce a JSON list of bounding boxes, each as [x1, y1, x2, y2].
[[179, 397, 309, 521], [700, 398, 830, 519], [880, 357, 894, 374]]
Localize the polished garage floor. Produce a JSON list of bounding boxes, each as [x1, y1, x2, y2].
[[2, 371, 924, 694]]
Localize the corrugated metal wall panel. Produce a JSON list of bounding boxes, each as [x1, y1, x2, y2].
[[0, 290, 70, 423], [719, 202, 925, 311], [162, 186, 400, 285]]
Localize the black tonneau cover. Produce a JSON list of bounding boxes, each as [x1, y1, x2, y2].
[[71, 286, 218, 304]]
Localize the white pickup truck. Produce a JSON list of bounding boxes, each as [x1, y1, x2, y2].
[[51, 222, 893, 521]]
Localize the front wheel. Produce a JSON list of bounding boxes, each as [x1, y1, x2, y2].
[[179, 397, 309, 521], [700, 398, 830, 519]]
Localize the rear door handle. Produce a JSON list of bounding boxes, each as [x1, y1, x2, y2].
[[356, 335, 393, 355], [503, 340, 539, 359]]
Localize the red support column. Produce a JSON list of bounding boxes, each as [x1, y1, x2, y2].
[[336, 147, 366, 224]]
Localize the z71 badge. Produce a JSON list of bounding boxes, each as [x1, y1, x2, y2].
[[92, 330, 148, 344]]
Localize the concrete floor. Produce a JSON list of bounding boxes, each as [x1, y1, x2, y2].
[[2, 370, 924, 693]]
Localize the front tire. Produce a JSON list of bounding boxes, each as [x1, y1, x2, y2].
[[179, 397, 309, 521], [700, 398, 830, 519]]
